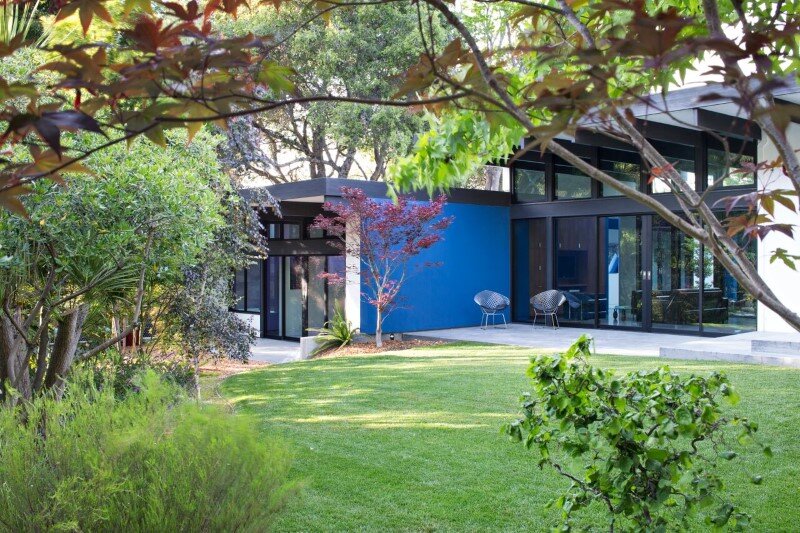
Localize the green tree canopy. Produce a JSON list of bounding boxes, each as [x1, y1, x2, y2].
[[219, 2, 452, 183]]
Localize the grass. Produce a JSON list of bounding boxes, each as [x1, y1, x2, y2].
[[220, 342, 800, 532]]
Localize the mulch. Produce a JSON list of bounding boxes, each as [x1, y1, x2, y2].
[[313, 338, 445, 358], [198, 357, 271, 379]]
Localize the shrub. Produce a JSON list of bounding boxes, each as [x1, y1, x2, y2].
[[504, 334, 769, 532], [93, 350, 197, 398], [0, 370, 295, 531], [310, 307, 358, 355]]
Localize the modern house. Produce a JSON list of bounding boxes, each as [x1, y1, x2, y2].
[[232, 85, 800, 340]]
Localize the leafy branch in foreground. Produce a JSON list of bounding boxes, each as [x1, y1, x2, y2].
[[504, 334, 771, 532]]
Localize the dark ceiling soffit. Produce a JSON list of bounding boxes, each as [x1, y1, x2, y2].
[[260, 202, 324, 219], [696, 109, 761, 140], [321, 178, 512, 206]]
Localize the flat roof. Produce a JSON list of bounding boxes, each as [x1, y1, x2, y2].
[[242, 178, 512, 207]]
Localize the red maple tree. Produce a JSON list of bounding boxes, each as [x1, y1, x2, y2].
[[312, 187, 453, 347]]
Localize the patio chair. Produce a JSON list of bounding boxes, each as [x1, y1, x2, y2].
[[530, 290, 567, 329], [474, 290, 510, 329]]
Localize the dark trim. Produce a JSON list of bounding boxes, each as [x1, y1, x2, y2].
[[510, 187, 754, 219], [266, 240, 340, 256], [697, 109, 761, 140], [244, 178, 512, 207], [695, 131, 707, 192]]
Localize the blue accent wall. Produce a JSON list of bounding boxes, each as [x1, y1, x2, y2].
[[360, 202, 511, 334]]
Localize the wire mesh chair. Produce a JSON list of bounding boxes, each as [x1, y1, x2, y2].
[[530, 290, 567, 329], [474, 290, 510, 329]]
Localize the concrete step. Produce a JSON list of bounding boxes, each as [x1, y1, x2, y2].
[[751, 339, 800, 356], [660, 346, 800, 367]]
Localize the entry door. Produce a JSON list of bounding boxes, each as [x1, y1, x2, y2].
[[263, 256, 283, 338], [598, 216, 645, 329]]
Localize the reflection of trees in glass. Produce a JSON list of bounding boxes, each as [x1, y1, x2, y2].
[[708, 149, 755, 187], [607, 161, 639, 183], [514, 168, 545, 200]]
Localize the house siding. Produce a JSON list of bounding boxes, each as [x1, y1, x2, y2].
[[359, 202, 511, 334]]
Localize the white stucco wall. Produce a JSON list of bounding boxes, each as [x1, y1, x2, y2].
[[344, 219, 362, 332], [757, 122, 800, 332], [235, 312, 261, 336]]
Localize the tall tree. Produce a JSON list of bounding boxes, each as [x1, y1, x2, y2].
[[219, 3, 450, 184], [0, 129, 241, 403]]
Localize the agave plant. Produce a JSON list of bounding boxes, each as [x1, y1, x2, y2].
[[1, 0, 51, 46], [309, 307, 357, 356]]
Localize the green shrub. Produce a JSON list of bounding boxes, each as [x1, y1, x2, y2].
[[504, 334, 768, 532], [94, 349, 197, 398], [0, 370, 296, 532], [310, 307, 357, 355]]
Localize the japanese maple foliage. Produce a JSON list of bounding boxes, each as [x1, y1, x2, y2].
[[312, 187, 453, 347]]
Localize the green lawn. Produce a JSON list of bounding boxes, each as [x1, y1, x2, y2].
[[221, 343, 800, 532]]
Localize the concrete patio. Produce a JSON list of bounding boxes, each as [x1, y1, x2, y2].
[[408, 325, 800, 366], [407, 325, 695, 357], [248, 326, 800, 367], [249, 338, 302, 364]]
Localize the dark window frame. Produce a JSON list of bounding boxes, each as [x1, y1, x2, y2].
[[510, 131, 757, 206], [230, 260, 263, 314]]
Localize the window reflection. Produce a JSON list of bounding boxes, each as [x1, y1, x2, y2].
[[600, 216, 642, 327], [650, 216, 701, 331], [555, 158, 592, 199], [708, 148, 755, 188]]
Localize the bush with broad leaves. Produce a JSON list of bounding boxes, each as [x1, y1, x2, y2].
[[504, 334, 771, 532]]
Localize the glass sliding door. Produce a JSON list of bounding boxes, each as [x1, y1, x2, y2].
[[599, 216, 643, 328], [283, 256, 305, 339], [702, 240, 757, 334], [307, 256, 326, 331], [650, 216, 701, 332], [264, 256, 282, 337], [326, 255, 346, 319], [555, 217, 597, 325]]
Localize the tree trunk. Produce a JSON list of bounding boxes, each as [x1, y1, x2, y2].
[[192, 354, 201, 402], [0, 314, 30, 404], [375, 309, 383, 348], [310, 127, 326, 178], [484, 165, 502, 190], [44, 305, 89, 400], [339, 146, 357, 179]]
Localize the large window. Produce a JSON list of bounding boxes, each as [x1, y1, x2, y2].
[[232, 260, 262, 313], [650, 216, 702, 332], [707, 139, 756, 188], [600, 216, 643, 327], [514, 163, 546, 202], [600, 149, 641, 197], [649, 141, 696, 193], [555, 157, 592, 200]]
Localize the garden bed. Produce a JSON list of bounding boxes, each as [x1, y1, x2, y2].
[[313, 338, 444, 358]]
